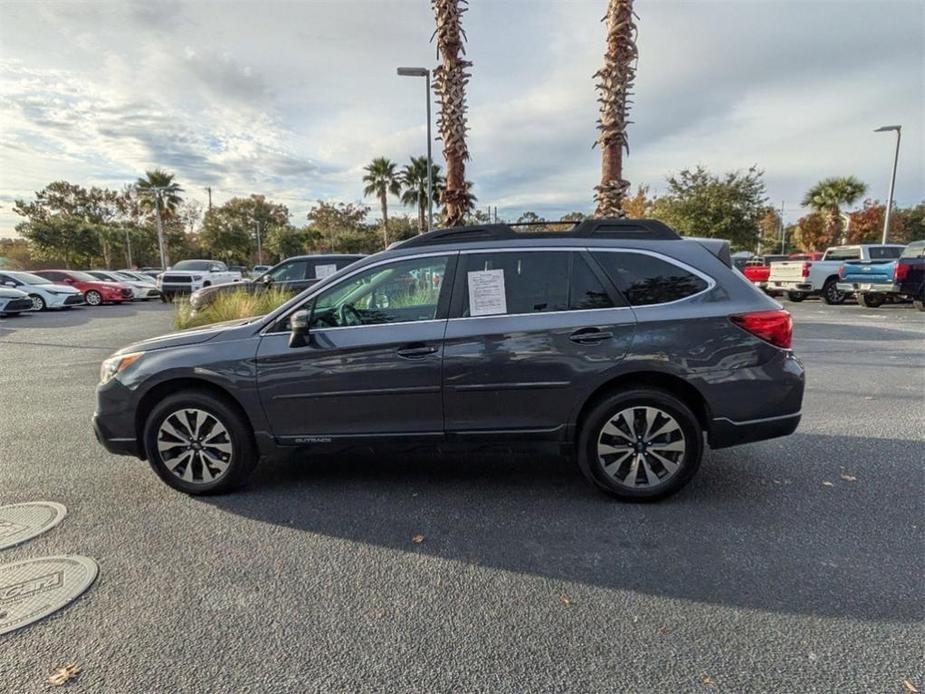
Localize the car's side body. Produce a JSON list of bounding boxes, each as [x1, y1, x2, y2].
[[88, 271, 162, 300], [156, 260, 242, 297], [95, 232, 803, 472], [34, 270, 133, 305], [894, 240, 925, 310], [0, 271, 85, 310]]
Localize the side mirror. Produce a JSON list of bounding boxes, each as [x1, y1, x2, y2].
[[262, 274, 273, 285], [289, 309, 311, 348]]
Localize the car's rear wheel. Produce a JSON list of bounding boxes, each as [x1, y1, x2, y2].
[[786, 291, 805, 302], [85, 290, 102, 306], [577, 389, 703, 501], [143, 391, 258, 495], [29, 294, 46, 311], [857, 292, 885, 308], [822, 278, 846, 305]]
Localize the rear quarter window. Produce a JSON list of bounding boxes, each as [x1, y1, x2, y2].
[[869, 246, 902, 259], [900, 242, 925, 259], [592, 252, 709, 306]]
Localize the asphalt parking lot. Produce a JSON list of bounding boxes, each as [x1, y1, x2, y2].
[[0, 300, 922, 693]]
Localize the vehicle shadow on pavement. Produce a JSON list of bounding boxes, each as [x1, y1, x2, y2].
[[203, 431, 922, 623]]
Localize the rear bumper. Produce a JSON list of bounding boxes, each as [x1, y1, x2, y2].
[[709, 412, 801, 449], [768, 280, 812, 292], [836, 282, 897, 294]]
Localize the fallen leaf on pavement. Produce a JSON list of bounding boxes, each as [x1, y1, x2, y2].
[[411, 534, 425, 545], [701, 673, 715, 687], [840, 474, 857, 482], [559, 595, 572, 606], [47, 664, 81, 686], [822, 481, 834, 487], [903, 680, 919, 693]]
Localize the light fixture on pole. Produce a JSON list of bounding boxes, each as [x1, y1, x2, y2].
[[397, 67, 433, 232], [874, 125, 901, 244]]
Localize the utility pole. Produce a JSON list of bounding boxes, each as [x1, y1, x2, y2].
[[206, 187, 212, 212], [124, 228, 133, 268], [779, 201, 785, 254], [154, 192, 169, 269], [254, 220, 263, 265]]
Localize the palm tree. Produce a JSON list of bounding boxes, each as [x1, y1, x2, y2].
[[594, 0, 637, 218], [136, 169, 183, 268], [363, 157, 401, 246], [400, 156, 444, 234], [432, 0, 472, 227], [801, 176, 867, 244]]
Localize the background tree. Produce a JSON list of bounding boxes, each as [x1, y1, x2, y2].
[[306, 201, 370, 253], [432, 0, 472, 227], [594, 0, 637, 217], [264, 225, 305, 262], [621, 184, 653, 218], [651, 166, 769, 251], [793, 213, 828, 252], [136, 169, 183, 268], [801, 176, 867, 245], [14, 181, 102, 268], [198, 196, 289, 263], [758, 207, 783, 254], [400, 156, 444, 233], [896, 202, 925, 244], [362, 158, 401, 246], [846, 199, 907, 244]]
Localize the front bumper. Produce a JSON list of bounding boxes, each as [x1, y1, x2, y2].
[[159, 283, 198, 297], [1, 297, 34, 313], [93, 379, 142, 458]]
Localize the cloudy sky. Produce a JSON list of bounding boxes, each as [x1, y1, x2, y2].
[[0, 0, 921, 237]]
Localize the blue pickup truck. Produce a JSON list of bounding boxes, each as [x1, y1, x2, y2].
[[836, 258, 899, 307]]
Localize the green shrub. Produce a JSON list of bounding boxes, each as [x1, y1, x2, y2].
[[174, 287, 292, 330]]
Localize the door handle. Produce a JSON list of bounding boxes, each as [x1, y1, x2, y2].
[[569, 328, 613, 344], [396, 343, 439, 358]]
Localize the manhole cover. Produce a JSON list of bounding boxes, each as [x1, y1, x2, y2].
[[0, 502, 67, 550], [0, 555, 98, 635]]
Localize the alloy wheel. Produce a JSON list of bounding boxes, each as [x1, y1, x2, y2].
[[156, 408, 233, 485], [85, 291, 101, 306], [30, 295, 45, 311], [596, 406, 686, 488]]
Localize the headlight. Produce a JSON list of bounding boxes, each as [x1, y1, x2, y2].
[[192, 275, 203, 281], [99, 352, 144, 384]]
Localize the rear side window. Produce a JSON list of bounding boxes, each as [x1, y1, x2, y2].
[[869, 246, 902, 260], [824, 248, 861, 261], [458, 251, 614, 316], [592, 252, 709, 306]]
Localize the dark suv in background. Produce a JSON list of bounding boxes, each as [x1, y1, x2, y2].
[[188, 254, 364, 313], [94, 219, 804, 500]]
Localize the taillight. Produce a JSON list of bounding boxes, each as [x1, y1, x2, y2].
[[895, 263, 909, 282], [837, 265, 846, 279], [730, 310, 793, 349], [801, 262, 812, 278]]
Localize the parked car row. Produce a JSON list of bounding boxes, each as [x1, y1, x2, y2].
[[0, 268, 167, 315], [740, 241, 925, 311]]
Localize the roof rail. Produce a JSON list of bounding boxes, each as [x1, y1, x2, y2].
[[393, 218, 680, 249]]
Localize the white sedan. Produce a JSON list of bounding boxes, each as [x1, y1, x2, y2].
[[0, 286, 35, 315], [88, 271, 163, 301], [0, 270, 85, 310]]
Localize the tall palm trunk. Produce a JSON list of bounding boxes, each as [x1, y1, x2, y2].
[[418, 198, 426, 234], [380, 192, 389, 246], [432, 0, 471, 228], [594, 0, 637, 218]]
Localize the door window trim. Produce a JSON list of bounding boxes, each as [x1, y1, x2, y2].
[[263, 251, 458, 334]]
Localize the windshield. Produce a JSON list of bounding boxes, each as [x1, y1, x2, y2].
[[172, 260, 220, 271], [9, 272, 50, 285]]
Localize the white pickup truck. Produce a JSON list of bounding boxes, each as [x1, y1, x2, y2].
[[157, 259, 242, 299], [767, 244, 905, 304]]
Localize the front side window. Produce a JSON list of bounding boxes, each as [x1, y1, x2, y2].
[[310, 255, 449, 328], [268, 260, 308, 282], [592, 252, 709, 306], [457, 251, 614, 317]]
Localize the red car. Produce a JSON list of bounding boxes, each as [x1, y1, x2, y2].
[[33, 270, 133, 306]]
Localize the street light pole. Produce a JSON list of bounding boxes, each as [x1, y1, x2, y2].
[[874, 125, 901, 244], [254, 220, 263, 265], [397, 67, 434, 233]]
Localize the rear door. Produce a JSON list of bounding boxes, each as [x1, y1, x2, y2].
[[441, 248, 635, 439]]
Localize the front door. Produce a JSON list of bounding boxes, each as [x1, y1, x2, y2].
[[256, 253, 456, 443], [442, 249, 636, 438]]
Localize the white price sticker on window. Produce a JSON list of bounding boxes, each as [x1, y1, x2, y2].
[[315, 264, 338, 280], [467, 269, 507, 316]]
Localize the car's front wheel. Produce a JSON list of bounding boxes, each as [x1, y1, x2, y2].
[[85, 290, 102, 306], [577, 389, 703, 501], [29, 294, 46, 311], [143, 391, 258, 495]]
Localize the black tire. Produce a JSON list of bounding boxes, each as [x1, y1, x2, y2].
[[787, 291, 806, 302], [143, 390, 258, 495], [857, 293, 885, 308], [85, 290, 102, 306], [577, 388, 703, 501], [822, 278, 846, 305], [914, 296, 925, 312], [29, 294, 46, 311]]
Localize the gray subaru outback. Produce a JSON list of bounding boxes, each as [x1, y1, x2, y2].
[[94, 219, 804, 500]]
